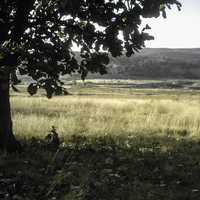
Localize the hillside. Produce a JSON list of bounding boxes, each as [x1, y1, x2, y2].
[[88, 48, 200, 79], [19, 48, 200, 83]]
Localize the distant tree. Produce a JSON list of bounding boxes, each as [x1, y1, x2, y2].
[[0, 0, 181, 152]]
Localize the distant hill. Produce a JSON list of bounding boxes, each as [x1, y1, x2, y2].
[[88, 48, 200, 79], [19, 48, 200, 84]]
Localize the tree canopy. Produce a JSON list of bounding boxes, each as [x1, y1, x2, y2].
[[0, 0, 181, 97]]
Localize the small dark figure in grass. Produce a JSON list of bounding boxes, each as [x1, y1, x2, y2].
[[45, 126, 60, 150]]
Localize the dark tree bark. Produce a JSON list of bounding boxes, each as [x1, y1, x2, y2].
[[0, 75, 21, 152], [0, 0, 35, 152]]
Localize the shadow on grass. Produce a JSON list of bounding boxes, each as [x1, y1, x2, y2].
[[1, 135, 200, 200]]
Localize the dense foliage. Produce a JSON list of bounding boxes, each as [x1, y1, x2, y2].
[[0, 0, 181, 97]]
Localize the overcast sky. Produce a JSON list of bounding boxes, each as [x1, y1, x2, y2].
[[144, 0, 200, 48]]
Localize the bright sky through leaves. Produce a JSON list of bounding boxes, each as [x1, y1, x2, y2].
[[144, 0, 200, 48]]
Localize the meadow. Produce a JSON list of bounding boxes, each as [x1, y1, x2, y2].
[[2, 80, 200, 200], [11, 80, 200, 140]]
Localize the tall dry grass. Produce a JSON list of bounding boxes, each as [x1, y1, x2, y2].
[[11, 91, 200, 139]]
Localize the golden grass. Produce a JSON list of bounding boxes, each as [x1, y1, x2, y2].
[[11, 89, 200, 139]]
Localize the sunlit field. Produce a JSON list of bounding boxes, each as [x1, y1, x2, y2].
[[4, 80, 200, 199], [11, 80, 200, 140]]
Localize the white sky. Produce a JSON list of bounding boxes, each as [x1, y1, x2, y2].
[[73, 1, 200, 50], [144, 0, 200, 48]]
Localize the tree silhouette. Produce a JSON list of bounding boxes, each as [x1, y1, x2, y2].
[[0, 0, 181, 152]]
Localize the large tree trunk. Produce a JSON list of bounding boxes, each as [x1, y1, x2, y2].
[[0, 76, 21, 152]]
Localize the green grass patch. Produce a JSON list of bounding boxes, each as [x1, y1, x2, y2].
[[1, 135, 200, 199]]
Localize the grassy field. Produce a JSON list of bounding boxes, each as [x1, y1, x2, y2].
[[2, 80, 200, 200], [11, 81, 200, 140]]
